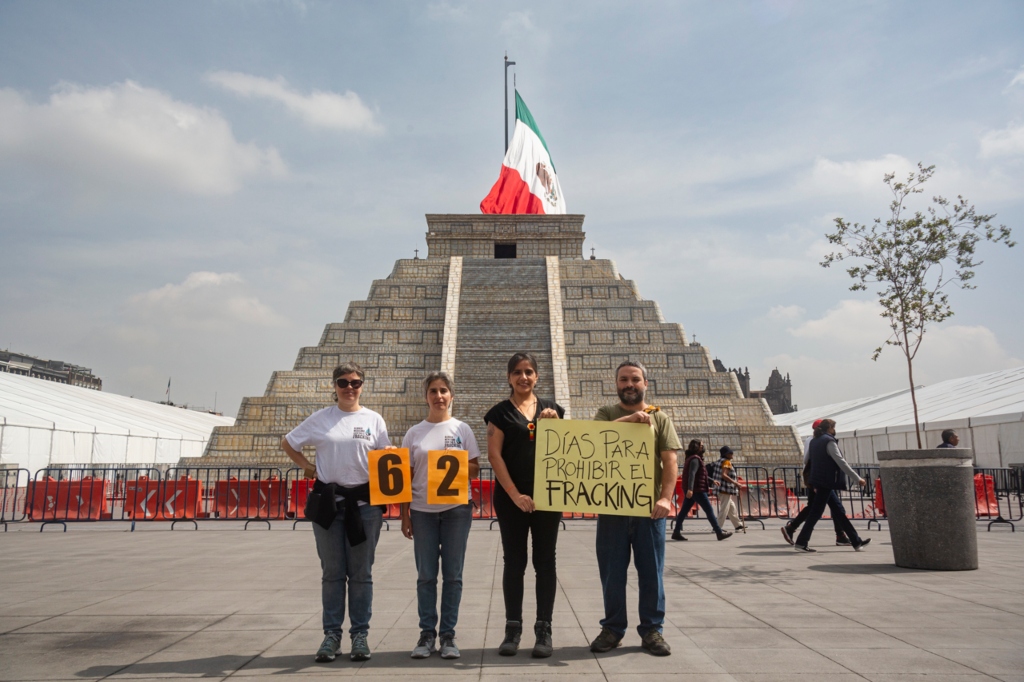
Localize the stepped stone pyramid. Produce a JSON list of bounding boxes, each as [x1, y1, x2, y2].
[[189, 215, 801, 467]]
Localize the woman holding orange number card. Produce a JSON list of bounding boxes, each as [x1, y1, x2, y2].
[[400, 371, 481, 660], [484, 352, 565, 658], [282, 362, 390, 665]]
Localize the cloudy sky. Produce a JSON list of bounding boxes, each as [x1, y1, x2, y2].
[[2, 1, 1022, 416]]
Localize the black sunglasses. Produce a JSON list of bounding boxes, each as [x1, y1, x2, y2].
[[335, 378, 364, 389]]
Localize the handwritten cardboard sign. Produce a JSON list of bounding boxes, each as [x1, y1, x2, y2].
[[534, 419, 657, 517]]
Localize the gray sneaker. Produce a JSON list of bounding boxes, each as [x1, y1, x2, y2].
[[350, 632, 371, 661], [439, 634, 460, 659], [315, 633, 341, 663], [411, 631, 436, 659]]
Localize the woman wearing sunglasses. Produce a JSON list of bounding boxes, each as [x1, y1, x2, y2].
[[400, 371, 481, 660], [282, 362, 390, 664], [484, 352, 564, 658]]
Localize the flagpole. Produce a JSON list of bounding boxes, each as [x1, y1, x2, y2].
[[504, 53, 516, 152]]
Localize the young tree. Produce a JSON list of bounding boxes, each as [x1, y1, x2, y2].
[[821, 164, 1014, 449]]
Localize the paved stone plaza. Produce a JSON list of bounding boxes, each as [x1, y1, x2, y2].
[[0, 521, 1021, 681]]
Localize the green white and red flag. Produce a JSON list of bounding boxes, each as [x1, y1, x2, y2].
[[480, 91, 566, 214]]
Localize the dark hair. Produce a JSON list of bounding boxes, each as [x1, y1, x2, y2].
[[423, 371, 454, 395], [941, 429, 957, 444], [684, 439, 704, 456], [333, 362, 365, 382], [616, 359, 648, 381], [813, 418, 836, 438], [330, 362, 365, 402], [506, 352, 539, 395]]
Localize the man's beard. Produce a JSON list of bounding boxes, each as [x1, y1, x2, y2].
[[618, 386, 645, 406]]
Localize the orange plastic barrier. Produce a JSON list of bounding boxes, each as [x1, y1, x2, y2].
[[471, 479, 494, 518], [125, 476, 203, 520], [27, 477, 108, 521], [213, 478, 286, 519], [289, 478, 315, 518], [874, 479, 886, 517], [974, 473, 1000, 517]]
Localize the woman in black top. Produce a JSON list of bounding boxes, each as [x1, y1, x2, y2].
[[484, 352, 565, 659]]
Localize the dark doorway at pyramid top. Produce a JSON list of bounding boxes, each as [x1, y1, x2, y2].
[[191, 213, 802, 468], [494, 243, 516, 258]]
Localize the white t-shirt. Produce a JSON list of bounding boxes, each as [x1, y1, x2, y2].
[[285, 406, 391, 492], [403, 418, 480, 513]]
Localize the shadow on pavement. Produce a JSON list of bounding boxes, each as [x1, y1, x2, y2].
[[808, 563, 916, 574], [76, 648, 602, 677]]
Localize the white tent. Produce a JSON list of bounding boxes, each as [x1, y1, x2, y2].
[[772, 367, 1024, 468], [0, 371, 234, 472]]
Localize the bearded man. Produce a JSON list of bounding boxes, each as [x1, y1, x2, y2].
[[587, 360, 679, 657]]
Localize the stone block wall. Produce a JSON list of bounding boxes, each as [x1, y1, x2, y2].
[[560, 259, 802, 465]]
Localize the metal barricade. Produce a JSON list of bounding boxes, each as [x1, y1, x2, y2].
[[732, 466, 772, 530], [771, 465, 885, 530], [27, 467, 160, 531], [166, 467, 287, 530], [973, 467, 1020, 531], [1, 468, 31, 530]]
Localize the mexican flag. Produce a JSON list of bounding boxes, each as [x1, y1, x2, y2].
[[480, 91, 566, 215]]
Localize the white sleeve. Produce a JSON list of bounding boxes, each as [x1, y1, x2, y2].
[[802, 437, 812, 465], [375, 414, 392, 449], [285, 412, 318, 450], [461, 422, 481, 460]]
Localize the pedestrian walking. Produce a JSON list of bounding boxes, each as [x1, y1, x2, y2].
[[781, 419, 852, 547], [671, 439, 733, 542], [793, 418, 871, 553], [708, 446, 745, 532]]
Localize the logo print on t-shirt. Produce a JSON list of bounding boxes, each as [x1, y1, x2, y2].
[[352, 427, 372, 441], [444, 435, 462, 449]]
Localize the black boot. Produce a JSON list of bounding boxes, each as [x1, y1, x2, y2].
[[498, 620, 522, 656], [716, 529, 733, 541], [532, 620, 553, 658]]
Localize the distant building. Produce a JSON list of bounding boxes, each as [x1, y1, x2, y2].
[[0, 351, 102, 390], [714, 361, 795, 415]]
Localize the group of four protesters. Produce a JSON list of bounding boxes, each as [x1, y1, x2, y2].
[[282, 353, 683, 663], [282, 352, 870, 664]]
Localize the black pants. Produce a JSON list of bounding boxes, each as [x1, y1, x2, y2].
[[788, 488, 848, 539], [794, 489, 861, 547], [493, 487, 561, 623]]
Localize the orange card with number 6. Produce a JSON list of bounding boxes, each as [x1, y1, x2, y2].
[[427, 449, 469, 505], [368, 448, 412, 505]]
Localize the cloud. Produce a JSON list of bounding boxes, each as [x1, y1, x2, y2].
[[1006, 65, 1024, 91], [979, 122, 1024, 158], [807, 154, 916, 194], [500, 10, 549, 50], [426, 2, 469, 21], [128, 271, 286, 330], [0, 81, 286, 196], [767, 304, 805, 322], [772, 299, 1023, 407], [206, 71, 383, 133], [788, 299, 888, 349]]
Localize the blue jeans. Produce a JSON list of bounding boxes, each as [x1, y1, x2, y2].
[[673, 491, 723, 534], [411, 504, 473, 637], [312, 503, 383, 637], [595, 515, 666, 638]]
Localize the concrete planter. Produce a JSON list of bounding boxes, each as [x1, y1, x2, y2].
[[877, 449, 978, 570]]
